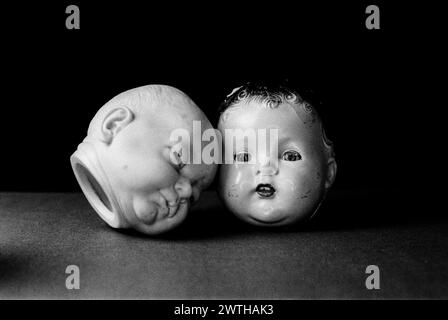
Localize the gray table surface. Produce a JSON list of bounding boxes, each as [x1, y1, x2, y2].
[[1, 190, 447, 299]]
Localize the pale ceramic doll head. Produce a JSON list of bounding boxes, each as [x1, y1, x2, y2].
[[217, 82, 337, 227], [71, 85, 217, 235]]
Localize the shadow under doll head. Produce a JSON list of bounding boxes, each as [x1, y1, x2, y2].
[[217, 82, 337, 227], [71, 85, 217, 235]]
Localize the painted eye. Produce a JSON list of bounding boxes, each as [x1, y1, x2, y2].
[[234, 152, 251, 163], [282, 150, 302, 161]]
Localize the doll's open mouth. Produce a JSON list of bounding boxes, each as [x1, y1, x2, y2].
[[256, 184, 276, 198]]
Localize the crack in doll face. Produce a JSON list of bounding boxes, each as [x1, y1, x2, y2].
[[218, 100, 330, 227]]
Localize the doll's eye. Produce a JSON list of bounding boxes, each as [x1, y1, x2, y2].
[[234, 152, 251, 163], [281, 150, 302, 161]]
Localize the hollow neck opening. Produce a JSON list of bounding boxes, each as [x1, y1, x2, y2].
[[75, 162, 113, 213]]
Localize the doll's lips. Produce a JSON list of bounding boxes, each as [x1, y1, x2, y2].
[[167, 202, 178, 218], [256, 184, 276, 198], [167, 198, 188, 218]]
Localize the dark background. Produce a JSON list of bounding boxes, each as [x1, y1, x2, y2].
[[0, 1, 436, 198]]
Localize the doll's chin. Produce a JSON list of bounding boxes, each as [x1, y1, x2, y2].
[[248, 216, 287, 226], [242, 212, 312, 227], [237, 206, 311, 226]]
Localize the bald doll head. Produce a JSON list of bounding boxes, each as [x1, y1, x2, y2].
[[71, 85, 217, 235]]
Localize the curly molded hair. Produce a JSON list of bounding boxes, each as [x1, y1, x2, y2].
[[219, 80, 325, 112], [218, 80, 335, 156]]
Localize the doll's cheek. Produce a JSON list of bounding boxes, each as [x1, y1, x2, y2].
[[225, 184, 240, 199], [239, 181, 253, 193], [283, 179, 298, 194], [226, 165, 252, 183], [133, 197, 158, 224]]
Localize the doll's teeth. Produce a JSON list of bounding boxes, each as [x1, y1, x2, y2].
[[256, 184, 276, 198]]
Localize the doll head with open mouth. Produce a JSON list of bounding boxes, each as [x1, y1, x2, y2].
[[71, 85, 217, 235], [217, 82, 337, 227]]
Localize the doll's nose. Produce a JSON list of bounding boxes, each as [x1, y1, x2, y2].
[[174, 177, 193, 200], [256, 156, 279, 176]]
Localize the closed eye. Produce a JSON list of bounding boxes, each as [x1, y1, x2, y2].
[[170, 149, 186, 170]]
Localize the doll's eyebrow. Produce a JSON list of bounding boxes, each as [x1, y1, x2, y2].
[[278, 136, 293, 146], [277, 137, 302, 151]]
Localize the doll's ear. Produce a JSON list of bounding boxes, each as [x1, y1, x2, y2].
[[101, 107, 134, 144], [325, 157, 337, 189]]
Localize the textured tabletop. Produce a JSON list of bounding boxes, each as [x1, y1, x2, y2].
[[0, 190, 447, 299]]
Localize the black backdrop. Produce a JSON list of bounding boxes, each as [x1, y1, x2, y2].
[[0, 1, 434, 197]]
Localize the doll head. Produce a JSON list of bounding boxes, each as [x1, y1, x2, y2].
[[217, 82, 337, 227], [71, 85, 217, 235]]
